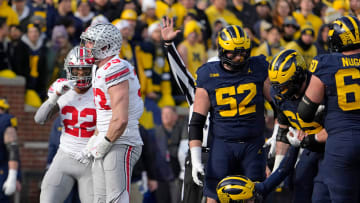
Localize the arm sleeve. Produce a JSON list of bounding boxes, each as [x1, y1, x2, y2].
[[255, 146, 300, 197], [34, 99, 59, 125], [165, 42, 196, 105]]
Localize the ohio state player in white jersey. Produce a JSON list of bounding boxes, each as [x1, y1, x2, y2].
[[81, 23, 143, 203], [93, 58, 143, 145], [34, 46, 96, 203]]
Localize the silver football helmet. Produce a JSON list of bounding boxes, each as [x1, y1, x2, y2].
[[64, 46, 94, 89], [80, 23, 122, 60]]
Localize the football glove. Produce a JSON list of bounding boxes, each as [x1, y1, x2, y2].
[[264, 123, 279, 158], [286, 127, 301, 147], [88, 136, 113, 159], [190, 146, 205, 186], [53, 80, 76, 96], [74, 148, 92, 164], [3, 169, 17, 195]]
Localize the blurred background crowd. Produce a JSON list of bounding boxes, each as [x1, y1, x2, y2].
[[0, 0, 358, 202]]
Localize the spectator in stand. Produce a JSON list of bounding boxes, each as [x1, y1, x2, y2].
[[177, 20, 207, 80], [12, 0, 32, 27], [139, 0, 157, 27], [205, 0, 243, 32], [272, 0, 293, 29], [21, 23, 47, 103], [228, 0, 259, 29], [314, 24, 330, 54], [292, 0, 322, 38], [0, 18, 12, 73], [155, 106, 185, 203], [255, 26, 284, 62], [46, 0, 83, 43], [47, 25, 72, 86], [8, 25, 30, 88], [281, 16, 300, 47], [0, 0, 19, 26], [74, 0, 94, 28]]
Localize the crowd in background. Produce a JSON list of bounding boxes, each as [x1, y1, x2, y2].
[[0, 0, 359, 202]]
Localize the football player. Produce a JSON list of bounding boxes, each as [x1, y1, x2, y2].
[[216, 145, 300, 203], [0, 98, 20, 203], [80, 23, 144, 203], [34, 46, 96, 203], [268, 49, 329, 203], [298, 15, 360, 202], [162, 18, 272, 202]]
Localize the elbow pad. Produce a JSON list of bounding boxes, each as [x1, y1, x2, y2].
[[298, 95, 319, 122], [6, 142, 19, 161], [189, 112, 206, 141], [276, 127, 289, 144]]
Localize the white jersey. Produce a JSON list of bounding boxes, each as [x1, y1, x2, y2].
[[48, 78, 96, 156], [92, 55, 144, 145]]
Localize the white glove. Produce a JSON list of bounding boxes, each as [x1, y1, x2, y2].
[[53, 80, 76, 96], [3, 169, 17, 196], [190, 147, 205, 186], [89, 136, 113, 159], [264, 123, 279, 158], [74, 148, 92, 164], [286, 127, 301, 147]]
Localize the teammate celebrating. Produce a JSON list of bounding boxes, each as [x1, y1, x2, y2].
[[298, 15, 360, 202], [34, 46, 96, 203], [268, 49, 328, 203], [80, 23, 144, 203]]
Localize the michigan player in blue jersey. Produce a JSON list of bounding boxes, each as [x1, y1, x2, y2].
[[216, 146, 300, 203], [165, 20, 271, 202], [268, 49, 330, 203], [298, 15, 360, 203], [0, 98, 20, 203]]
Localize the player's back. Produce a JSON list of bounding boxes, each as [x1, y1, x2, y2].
[[196, 55, 268, 141], [311, 53, 360, 134]]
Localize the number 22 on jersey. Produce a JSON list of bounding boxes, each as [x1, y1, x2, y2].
[[215, 83, 256, 117], [61, 106, 96, 137]]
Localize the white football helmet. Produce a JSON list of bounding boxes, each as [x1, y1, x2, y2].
[[80, 23, 122, 60], [64, 46, 94, 89]]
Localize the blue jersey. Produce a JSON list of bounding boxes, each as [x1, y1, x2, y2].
[[310, 53, 360, 134], [270, 71, 323, 135], [196, 56, 268, 141], [0, 113, 17, 164]]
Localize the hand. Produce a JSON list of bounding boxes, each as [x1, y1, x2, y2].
[[286, 127, 301, 147], [190, 147, 205, 186], [53, 80, 76, 96], [74, 148, 92, 164], [3, 169, 17, 196], [264, 123, 279, 158], [160, 17, 181, 43], [88, 136, 113, 159]]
